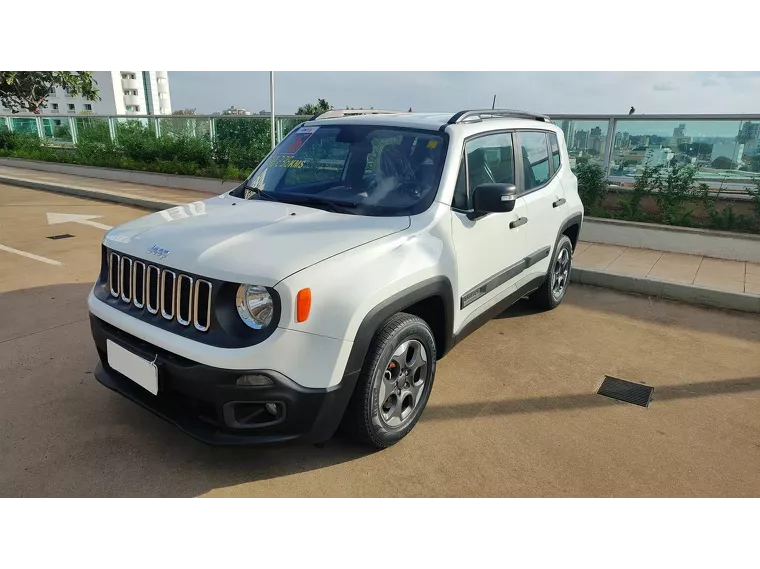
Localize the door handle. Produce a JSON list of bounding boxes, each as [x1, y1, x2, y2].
[[509, 217, 528, 229], [553, 198, 566, 208]]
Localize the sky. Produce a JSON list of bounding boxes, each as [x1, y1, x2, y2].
[[168, 71, 760, 118]]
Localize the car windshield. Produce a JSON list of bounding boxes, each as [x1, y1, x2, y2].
[[235, 124, 448, 216]]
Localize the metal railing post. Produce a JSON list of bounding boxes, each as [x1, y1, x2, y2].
[[69, 116, 78, 145], [602, 118, 616, 176], [35, 116, 45, 140], [5, 117, 13, 133], [269, 72, 276, 150], [209, 117, 216, 146], [108, 117, 116, 143], [276, 118, 284, 144], [155, 117, 162, 139]]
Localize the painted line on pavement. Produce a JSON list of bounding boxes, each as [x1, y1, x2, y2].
[[0, 243, 63, 266]]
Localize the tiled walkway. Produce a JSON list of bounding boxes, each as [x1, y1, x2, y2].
[[574, 242, 760, 295]]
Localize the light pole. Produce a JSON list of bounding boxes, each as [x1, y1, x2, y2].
[[269, 71, 276, 150]]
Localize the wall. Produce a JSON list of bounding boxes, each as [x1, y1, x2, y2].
[[580, 217, 760, 262]]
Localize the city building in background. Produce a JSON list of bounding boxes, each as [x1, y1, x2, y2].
[[670, 123, 691, 148], [0, 71, 171, 116], [213, 105, 252, 116], [552, 115, 760, 182], [737, 121, 760, 156]]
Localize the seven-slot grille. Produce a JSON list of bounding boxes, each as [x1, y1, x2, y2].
[[107, 251, 212, 332]]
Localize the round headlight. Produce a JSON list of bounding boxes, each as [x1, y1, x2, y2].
[[236, 285, 274, 329]]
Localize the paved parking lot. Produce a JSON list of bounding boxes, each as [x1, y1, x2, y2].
[[1, 183, 760, 497]]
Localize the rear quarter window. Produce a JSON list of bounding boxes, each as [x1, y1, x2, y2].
[[550, 132, 561, 171]]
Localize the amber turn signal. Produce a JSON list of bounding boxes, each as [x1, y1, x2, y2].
[[296, 288, 311, 322]]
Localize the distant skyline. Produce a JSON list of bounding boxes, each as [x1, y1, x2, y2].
[[168, 72, 760, 127], [558, 119, 752, 138]]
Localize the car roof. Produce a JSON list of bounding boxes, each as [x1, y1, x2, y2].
[[304, 112, 453, 130], [303, 112, 558, 133]]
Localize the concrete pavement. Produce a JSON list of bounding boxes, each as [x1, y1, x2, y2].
[[1, 184, 760, 497]]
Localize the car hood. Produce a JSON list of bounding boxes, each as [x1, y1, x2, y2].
[[103, 194, 411, 286]]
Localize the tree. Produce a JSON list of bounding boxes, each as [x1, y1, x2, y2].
[[0, 71, 100, 114], [172, 108, 196, 115], [296, 98, 331, 116], [711, 156, 736, 170]]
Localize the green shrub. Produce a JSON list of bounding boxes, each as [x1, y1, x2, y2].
[[652, 163, 699, 226], [701, 185, 755, 232], [743, 180, 760, 232], [574, 161, 608, 215], [619, 165, 657, 221]]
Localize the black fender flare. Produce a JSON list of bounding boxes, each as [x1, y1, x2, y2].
[[556, 212, 584, 251], [343, 276, 455, 377]]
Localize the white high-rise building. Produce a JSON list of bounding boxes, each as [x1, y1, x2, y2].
[[0, 71, 171, 116]]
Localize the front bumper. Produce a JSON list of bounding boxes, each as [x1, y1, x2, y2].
[[91, 314, 358, 446]]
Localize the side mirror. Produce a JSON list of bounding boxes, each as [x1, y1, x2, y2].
[[469, 183, 517, 219]]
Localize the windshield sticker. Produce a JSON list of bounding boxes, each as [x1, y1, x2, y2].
[[282, 126, 319, 154], [427, 140, 438, 149], [270, 156, 305, 169]]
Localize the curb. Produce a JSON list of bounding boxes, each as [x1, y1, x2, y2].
[[0, 176, 178, 211], [570, 267, 760, 314]]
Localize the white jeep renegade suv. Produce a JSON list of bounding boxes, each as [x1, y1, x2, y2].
[[88, 108, 583, 449]]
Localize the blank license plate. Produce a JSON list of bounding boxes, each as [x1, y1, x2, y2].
[[106, 339, 159, 395]]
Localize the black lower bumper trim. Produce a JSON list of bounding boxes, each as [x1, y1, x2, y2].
[[91, 314, 359, 446]]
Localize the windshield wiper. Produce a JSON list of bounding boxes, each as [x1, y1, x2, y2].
[[283, 195, 358, 214], [243, 186, 278, 201]]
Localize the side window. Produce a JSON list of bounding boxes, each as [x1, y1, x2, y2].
[[550, 132, 561, 171], [454, 133, 515, 209], [519, 132, 550, 190], [452, 155, 467, 209]]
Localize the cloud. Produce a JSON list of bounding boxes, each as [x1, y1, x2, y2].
[[701, 78, 720, 87], [168, 72, 760, 115]]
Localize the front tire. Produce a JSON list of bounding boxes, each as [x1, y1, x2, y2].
[[342, 313, 436, 449], [531, 235, 573, 310]]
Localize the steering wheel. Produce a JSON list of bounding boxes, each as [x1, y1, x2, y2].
[[396, 181, 425, 199]]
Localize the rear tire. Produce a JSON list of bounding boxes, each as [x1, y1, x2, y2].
[[530, 235, 573, 310], [341, 313, 436, 449]]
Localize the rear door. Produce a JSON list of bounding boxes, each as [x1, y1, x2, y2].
[[515, 130, 569, 281]]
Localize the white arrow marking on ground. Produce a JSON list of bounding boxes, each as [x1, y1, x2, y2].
[[0, 244, 63, 266], [46, 212, 113, 231]]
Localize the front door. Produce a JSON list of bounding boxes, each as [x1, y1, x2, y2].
[[450, 131, 531, 333]]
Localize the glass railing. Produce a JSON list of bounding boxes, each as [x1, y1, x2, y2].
[[3, 112, 760, 191], [552, 114, 760, 191]]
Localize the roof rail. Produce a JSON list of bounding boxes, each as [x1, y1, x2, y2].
[[310, 109, 408, 120], [447, 109, 551, 125]]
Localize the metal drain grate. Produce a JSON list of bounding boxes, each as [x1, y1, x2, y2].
[[598, 376, 653, 407], [47, 234, 74, 240]]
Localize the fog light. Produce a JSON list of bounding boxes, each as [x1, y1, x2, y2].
[[265, 403, 278, 416], [236, 374, 273, 387]]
